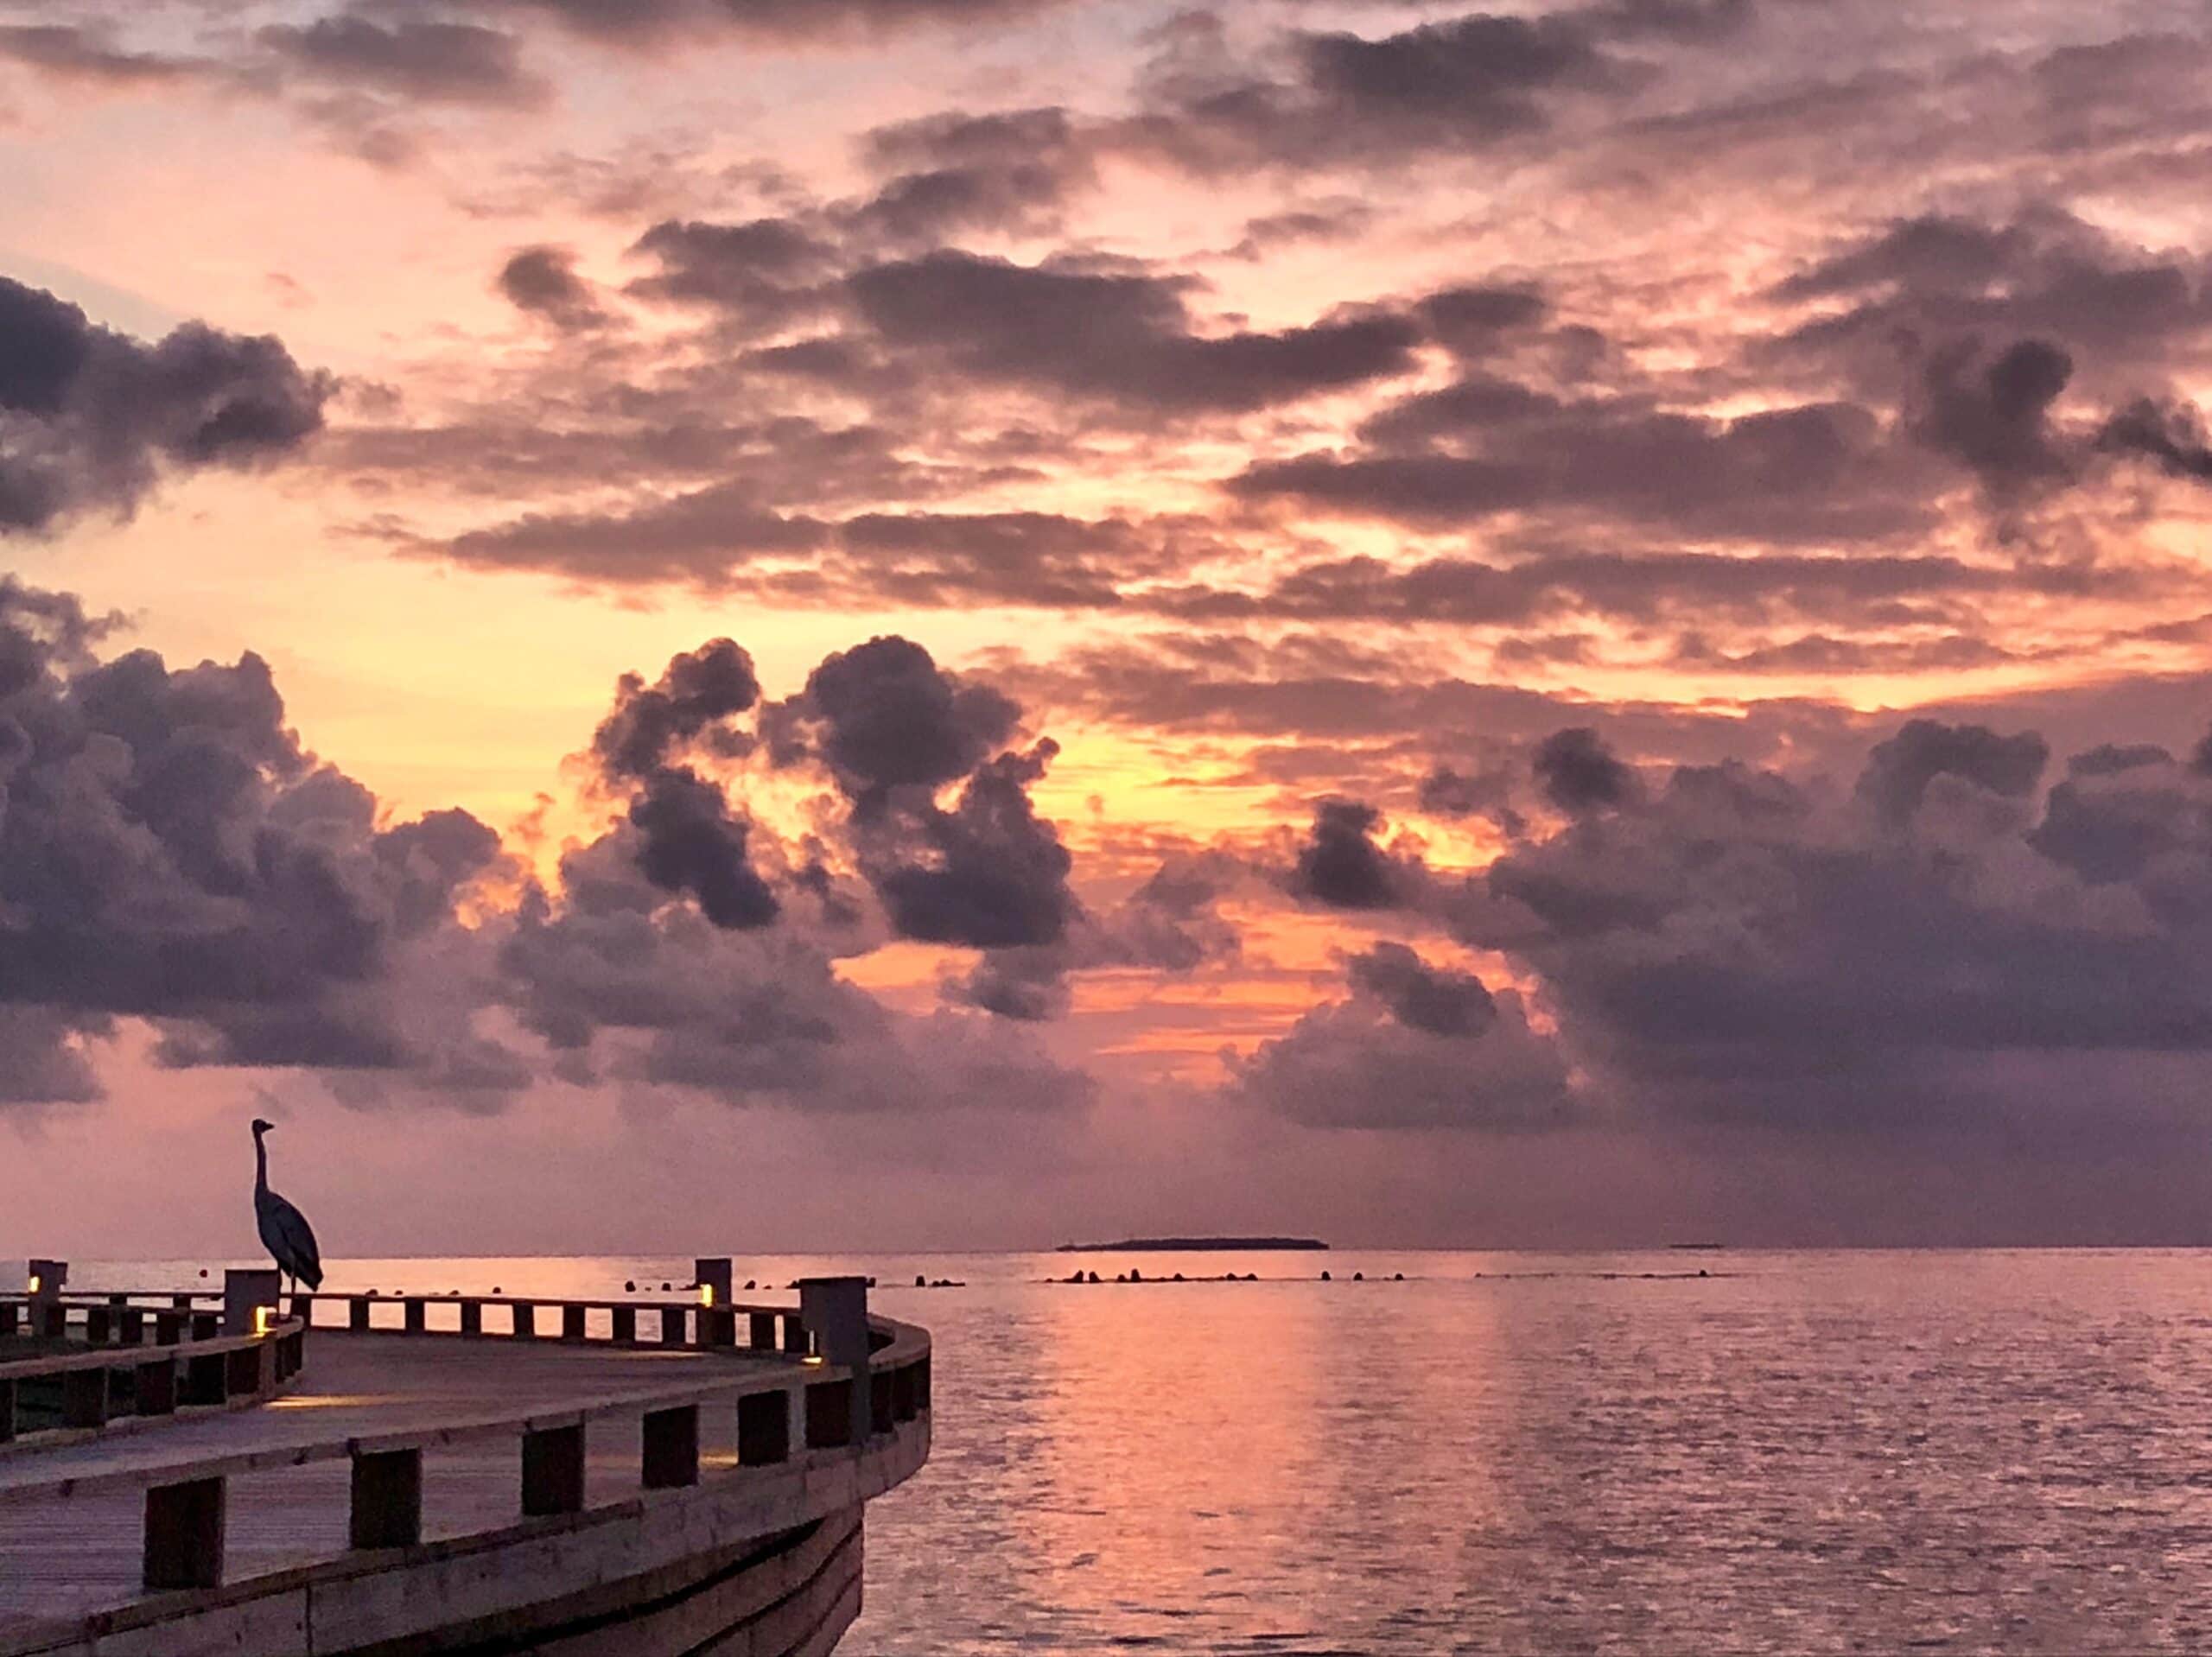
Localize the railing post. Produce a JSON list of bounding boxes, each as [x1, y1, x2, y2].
[[738, 1389, 791, 1464], [30, 1260, 67, 1340], [289, 1293, 314, 1327], [183, 1352, 226, 1406], [512, 1302, 537, 1340], [350, 1449, 423, 1549], [521, 1423, 585, 1515], [144, 1476, 226, 1590], [0, 1302, 16, 1338], [85, 1305, 111, 1345], [612, 1305, 637, 1344], [190, 1311, 219, 1341], [155, 1309, 186, 1345], [642, 1404, 699, 1489], [0, 1377, 13, 1442], [62, 1366, 109, 1430], [461, 1300, 483, 1336], [562, 1305, 587, 1343], [748, 1311, 778, 1350], [694, 1258, 734, 1347], [223, 1270, 280, 1337], [660, 1306, 686, 1347], [226, 1343, 270, 1400], [118, 1305, 145, 1345], [349, 1297, 372, 1332], [798, 1275, 874, 1430], [137, 1356, 177, 1417], [404, 1298, 427, 1335]]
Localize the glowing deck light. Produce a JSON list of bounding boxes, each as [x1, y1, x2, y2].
[[699, 1284, 715, 1308], [25, 1275, 38, 1295], [803, 1354, 826, 1367], [255, 1305, 275, 1336]]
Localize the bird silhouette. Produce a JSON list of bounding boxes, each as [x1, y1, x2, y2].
[[251, 1118, 323, 1298]]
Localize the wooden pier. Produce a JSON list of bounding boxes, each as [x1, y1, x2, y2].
[[0, 1266, 931, 1656]]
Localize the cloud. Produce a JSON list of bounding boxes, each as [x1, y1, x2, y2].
[[1286, 798, 1426, 910], [0, 275, 331, 534], [846, 250, 1420, 414], [496, 244, 609, 329], [1453, 715, 2212, 1133], [256, 15, 546, 107], [0, 580, 512, 1101], [0, 24, 203, 85], [1533, 727, 1638, 815], [1237, 943, 1575, 1130]]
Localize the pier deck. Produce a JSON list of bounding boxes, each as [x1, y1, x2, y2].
[[0, 1332, 753, 1635], [0, 1278, 932, 1657]]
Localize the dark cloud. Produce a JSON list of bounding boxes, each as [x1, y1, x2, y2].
[[0, 275, 330, 533], [849, 108, 1096, 243], [1346, 941, 1496, 1037], [0, 24, 201, 84], [1453, 715, 2212, 1133], [496, 244, 609, 329], [592, 638, 760, 780], [2101, 397, 2212, 485], [1534, 727, 1637, 815], [627, 766, 780, 929], [782, 634, 1019, 809], [587, 640, 776, 930], [257, 15, 544, 106], [1124, 0, 1748, 175], [1237, 944, 1573, 1130], [487, 0, 1066, 47], [626, 215, 841, 334], [1914, 337, 2074, 495], [847, 250, 1419, 414], [871, 741, 1073, 949], [0, 581, 511, 1101], [1287, 798, 1424, 911], [1854, 718, 2047, 828]]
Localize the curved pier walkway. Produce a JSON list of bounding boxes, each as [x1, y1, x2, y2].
[[0, 1273, 931, 1657]]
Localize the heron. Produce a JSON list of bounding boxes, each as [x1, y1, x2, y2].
[[251, 1117, 323, 1298]]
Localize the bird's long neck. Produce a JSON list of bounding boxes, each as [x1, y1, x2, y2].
[[253, 1131, 269, 1195]]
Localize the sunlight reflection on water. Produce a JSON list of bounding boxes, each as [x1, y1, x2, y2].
[[78, 1248, 2212, 1654]]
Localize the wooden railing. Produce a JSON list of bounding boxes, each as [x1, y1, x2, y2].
[[0, 1297, 305, 1448], [0, 1285, 931, 1604]]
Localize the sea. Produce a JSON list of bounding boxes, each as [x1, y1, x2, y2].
[[64, 1248, 2212, 1654]]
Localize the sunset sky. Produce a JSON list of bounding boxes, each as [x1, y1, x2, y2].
[[7, 0, 2212, 1255]]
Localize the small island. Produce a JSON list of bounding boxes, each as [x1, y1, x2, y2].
[[1056, 1236, 1329, 1253]]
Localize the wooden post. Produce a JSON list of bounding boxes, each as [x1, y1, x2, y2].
[[222, 1270, 279, 1337], [512, 1302, 537, 1341], [350, 1449, 423, 1549], [804, 1379, 853, 1449], [144, 1477, 226, 1590], [738, 1390, 791, 1465], [85, 1306, 112, 1345], [63, 1366, 108, 1430], [137, 1357, 177, 1418], [780, 1313, 808, 1355], [642, 1405, 700, 1489], [118, 1306, 145, 1345], [191, 1311, 219, 1341], [183, 1353, 226, 1406], [226, 1343, 269, 1400], [404, 1298, 427, 1335], [461, 1300, 482, 1336], [349, 1298, 372, 1332], [154, 1309, 185, 1345], [612, 1306, 637, 1344], [0, 1303, 16, 1338], [0, 1378, 13, 1442], [660, 1306, 685, 1347], [693, 1259, 733, 1347], [562, 1305, 587, 1343], [893, 1362, 918, 1422], [289, 1293, 314, 1327], [749, 1311, 778, 1350], [27, 1260, 65, 1336], [521, 1424, 585, 1516], [798, 1277, 874, 1436]]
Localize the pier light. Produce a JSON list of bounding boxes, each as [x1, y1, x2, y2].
[[254, 1305, 275, 1336], [803, 1353, 826, 1366], [26, 1274, 38, 1294], [699, 1283, 715, 1308]]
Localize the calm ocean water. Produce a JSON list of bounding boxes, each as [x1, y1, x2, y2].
[[68, 1248, 2212, 1654]]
